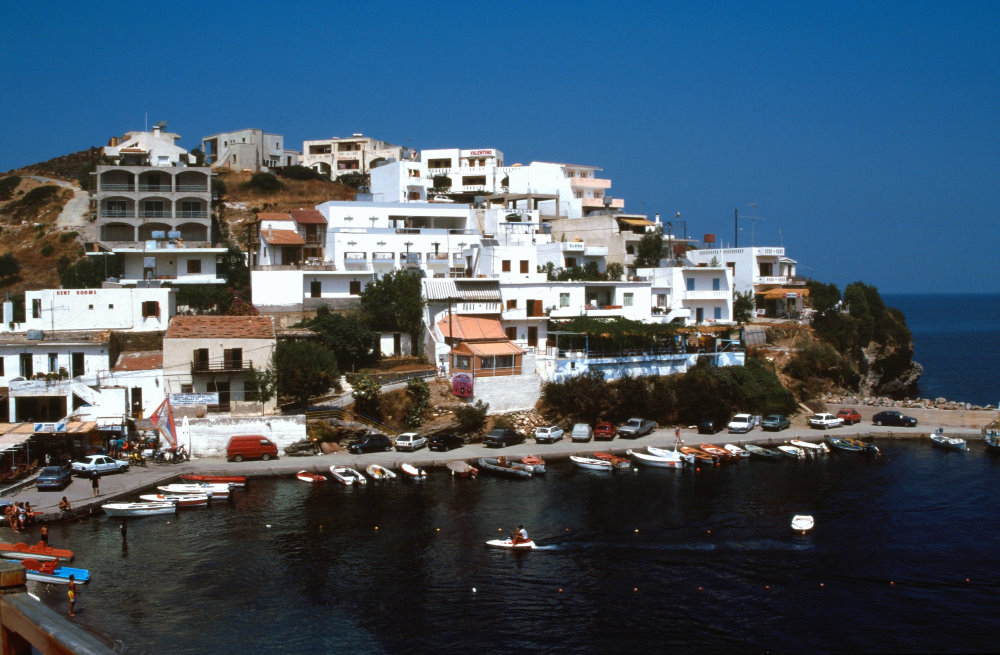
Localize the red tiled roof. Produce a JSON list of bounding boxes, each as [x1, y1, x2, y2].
[[290, 209, 327, 224], [257, 212, 292, 221], [166, 316, 275, 340], [437, 316, 506, 340], [113, 351, 163, 372], [262, 229, 305, 245]]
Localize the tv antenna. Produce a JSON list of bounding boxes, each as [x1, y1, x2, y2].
[[744, 202, 766, 246]]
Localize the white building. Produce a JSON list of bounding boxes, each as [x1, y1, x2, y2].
[[301, 134, 415, 179], [201, 128, 300, 171], [16, 288, 175, 334], [684, 246, 806, 318]]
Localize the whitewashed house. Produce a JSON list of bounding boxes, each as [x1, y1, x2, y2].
[[201, 128, 299, 171], [685, 246, 806, 318]]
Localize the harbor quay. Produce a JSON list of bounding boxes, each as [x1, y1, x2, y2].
[[2, 403, 992, 527]]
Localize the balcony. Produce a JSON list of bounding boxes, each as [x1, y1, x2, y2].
[[682, 290, 730, 300], [176, 210, 208, 219], [139, 210, 171, 219], [568, 177, 611, 189], [582, 197, 625, 209], [191, 359, 252, 374], [100, 184, 134, 192], [138, 185, 172, 192], [585, 305, 624, 317], [755, 276, 788, 286], [176, 185, 208, 192], [100, 210, 133, 219]]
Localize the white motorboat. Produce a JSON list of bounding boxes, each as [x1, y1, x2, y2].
[[646, 445, 687, 463], [329, 466, 367, 485], [102, 502, 177, 517], [790, 440, 827, 456], [157, 483, 233, 498], [400, 462, 427, 479], [777, 445, 806, 460], [366, 464, 397, 480], [791, 514, 815, 533], [570, 455, 613, 471], [139, 493, 210, 507], [628, 449, 684, 469], [929, 433, 967, 451], [723, 444, 751, 459], [485, 538, 536, 550]]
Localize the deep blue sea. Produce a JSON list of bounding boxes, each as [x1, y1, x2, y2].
[[31, 442, 1000, 654], [882, 293, 1000, 407]]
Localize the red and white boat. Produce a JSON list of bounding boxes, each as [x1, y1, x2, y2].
[[180, 474, 247, 488], [296, 470, 327, 483], [0, 541, 73, 562], [699, 443, 732, 461], [139, 493, 211, 507], [593, 452, 632, 470]]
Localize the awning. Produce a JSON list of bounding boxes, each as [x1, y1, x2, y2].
[[759, 287, 810, 300], [452, 341, 524, 356], [437, 315, 506, 340], [262, 229, 304, 245], [618, 218, 654, 227]]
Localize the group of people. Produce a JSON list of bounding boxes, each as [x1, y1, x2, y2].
[[4, 501, 36, 532]]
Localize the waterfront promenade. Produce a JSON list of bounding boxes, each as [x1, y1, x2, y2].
[[4, 403, 993, 527]]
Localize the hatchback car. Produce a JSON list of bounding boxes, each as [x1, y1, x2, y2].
[[727, 414, 755, 434], [348, 434, 393, 454], [394, 432, 427, 452], [36, 466, 72, 491], [836, 408, 862, 425], [594, 421, 617, 440], [760, 414, 791, 431], [428, 434, 464, 452], [872, 411, 918, 427], [483, 428, 524, 448], [71, 455, 129, 476], [534, 425, 564, 444], [809, 413, 844, 429], [571, 423, 594, 442]]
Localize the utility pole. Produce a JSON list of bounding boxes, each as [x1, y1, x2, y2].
[[734, 209, 738, 247]]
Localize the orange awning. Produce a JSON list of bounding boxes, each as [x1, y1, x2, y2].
[[451, 341, 524, 356], [760, 287, 809, 300], [437, 315, 506, 340]]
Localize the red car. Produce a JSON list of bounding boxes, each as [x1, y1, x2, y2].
[[836, 408, 862, 425], [594, 421, 617, 440]]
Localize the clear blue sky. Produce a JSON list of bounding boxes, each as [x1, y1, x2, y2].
[[2, 1, 997, 294]]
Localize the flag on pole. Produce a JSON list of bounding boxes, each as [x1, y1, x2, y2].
[[150, 397, 177, 448]]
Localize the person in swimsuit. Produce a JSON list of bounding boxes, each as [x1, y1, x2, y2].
[[67, 575, 77, 616]]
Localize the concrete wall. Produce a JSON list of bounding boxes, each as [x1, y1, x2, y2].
[[177, 414, 307, 457], [469, 354, 540, 413]]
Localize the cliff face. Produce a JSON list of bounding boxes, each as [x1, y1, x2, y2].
[[858, 338, 923, 398]]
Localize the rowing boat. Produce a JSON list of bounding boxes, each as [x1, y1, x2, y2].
[[366, 464, 398, 480], [295, 471, 327, 483], [446, 461, 478, 478], [791, 514, 815, 533], [157, 483, 233, 498], [777, 445, 806, 460], [570, 455, 613, 471], [478, 457, 533, 479], [744, 443, 783, 460], [700, 443, 732, 461], [102, 502, 177, 517], [679, 446, 717, 464], [593, 452, 632, 470], [723, 444, 751, 459], [400, 462, 427, 480]]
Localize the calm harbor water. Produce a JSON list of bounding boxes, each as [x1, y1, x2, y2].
[[33, 441, 1000, 654], [883, 293, 1000, 407]]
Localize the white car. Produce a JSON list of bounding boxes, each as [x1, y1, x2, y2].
[[727, 414, 756, 434], [534, 425, 564, 444], [571, 423, 594, 442], [71, 455, 129, 476], [809, 413, 844, 430], [394, 432, 427, 452]]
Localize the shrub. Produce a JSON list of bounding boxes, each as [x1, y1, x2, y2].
[[0, 253, 20, 279], [19, 185, 60, 207], [40, 244, 54, 257], [0, 176, 20, 200], [454, 399, 489, 434], [59, 231, 78, 242], [246, 172, 282, 193], [275, 165, 329, 181], [352, 375, 383, 419], [403, 377, 430, 428]]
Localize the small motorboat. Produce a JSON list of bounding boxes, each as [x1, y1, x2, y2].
[[478, 457, 533, 479], [646, 445, 689, 465], [777, 445, 806, 460], [723, 444, 751, 459], [827, 436, 864, 453], [400, 462, 427, 480], [295, 471, 327, 483], [520, 456, 546, 474], [627, 449, 684, 469], [330, 466, 367, 485], [790, 440, 827, 457], [14, 558, 90, 585], [0, 542, 73, 563], [446, 461, 478, 478], [593, 452, 632, 470], [139, 493, 210, 507], [366, 464, 398, 480], [700, 443, 732, 461], [845, 437, 880, 455], [791, 514, 815, 533], [679, 446, 717, 464], [570, 455, 613, 471], [930, 432, 967, 451], [180, 474, 247, 488], [102, 502, 177, 517], [485, 538, 536, 550], [744, 444, 783, 460], [157, 483, 233, 498]]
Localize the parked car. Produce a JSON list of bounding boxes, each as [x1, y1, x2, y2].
[[727, 414, 756, 434], [594, 421, 617, 440], [809, 413, 844, 430], [348, 434, 393, 454], [698, 418, 723, 434], [571, 423, 594, 442], [394, 432, 427, 452], [836, 408, 862, 425], [534, 425, 564, 444], [483, 428, 524, 448], [226, 435, 278, 462], [618, 418, 656, 439], [428, 434, 464, 452], [36, 466, 72, 491], [760, 414, 791, 431], [872, 410, 918, 427], [71, 455, 129, 476]]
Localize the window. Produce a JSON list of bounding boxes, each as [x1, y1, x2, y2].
[[453, 355, 471, 370], [714, 307, 722, 320], [712, 278, 720, 291], [48, 353, 58, 372], [349, 280, 361, 295], [506, 299, 517, 310], [310, 280, 321, 298], [624, 293, 634, 306], [71, 352, 84, 377], [141, 301, 159, 318], [180, 384, 193, 394], [193, 348, 209, 372], [505, 327, 517, 341], [559, 293, 570, 308], [108, 304, 114, 310], [186, 260, 202, 274], [0, 357, 4, 375], [520, 260, 529, 274], [19, 354, 32, 378], [32, 299, 41, 319], [686, 278, 695, 291], [224, 348, 243, 370], [501, 260, 511, 272], [565, 257, 577, 268]]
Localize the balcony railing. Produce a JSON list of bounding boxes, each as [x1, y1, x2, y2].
[[140, 211, 170, 218], [191, 360, 253, 374], [682, 290, 730, 300], [138, 185, 172, 192], [176, 211, 208, 219], [100, 210, 133, 218], [176, 185, 208, 192], [100, 184, 134, 192]]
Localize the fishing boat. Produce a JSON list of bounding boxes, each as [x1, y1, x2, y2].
[[929, 433, 967, 451], [366, 464, 398, 480], [478, 457, 533, 479], [400, 462, 427, 480], [790, 440, 827, 457], [593, 452, 632, 470], [139, 493, 210, 507], [485, 538, 535, 550], [700, 443, 732, 461], [180, 474, 247, 488], [329, 466, 367, 485], [827, 436, 864, 453], [777, 445, 806, 460], [446, 461, 478, 478], [744, 444, 783, 460], [14, 558, 90, 585], [679, 446, 717, 464], [844, 437, 879, 455], [157, 483, 233, 498], [102, 502, 177, 517], [627, 449, 684, 469], [570, 455, 614, 471], [791, 514, 815, 533], [295, 471, 327, 483], [723, 444, 751, 459], [984, 430, 1000, 453], [0, 542, 73, 563]]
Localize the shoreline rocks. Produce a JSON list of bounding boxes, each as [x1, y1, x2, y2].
[[821, 392, 995, 412]]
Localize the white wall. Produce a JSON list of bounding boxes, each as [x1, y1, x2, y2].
[[177, 414, 307, 457], [22, 288, 174, 333]]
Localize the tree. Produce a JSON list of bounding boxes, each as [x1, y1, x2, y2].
[[360, 269, 426, 351], [0, 253, 20, 280], [351, 374, 382, 419], [272, 341, 339, 409], [806, 280, 841, 315], [245, 364, 277, 404], [304, 306, 378, 371], [58, 254, 122, 288], [606, 262, 624, 281], [734, 290, 755, 324], [634, 227, 664, 268], [404, 377, 430, 428]]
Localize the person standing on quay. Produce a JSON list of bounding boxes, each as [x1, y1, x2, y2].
[[91, 472, 100, 496], [67, 575, 77, 616]]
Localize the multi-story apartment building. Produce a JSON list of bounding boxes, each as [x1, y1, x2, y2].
[[685, 246, 805, 318], [301, 134, 415, 179], [201, 128, 300, 171]]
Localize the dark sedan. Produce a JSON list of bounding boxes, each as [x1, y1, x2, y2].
[[483, 428, 524, 448], [36, 466, 72, 491], [428, 434, 464, 452], [348, 434, 393, 454], [760, 414, 791, 431], [698, 418, 723, 434], [872, 411, 918, 427]]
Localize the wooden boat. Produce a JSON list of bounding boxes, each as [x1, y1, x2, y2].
[[723, 444, 751, 459], [14, 558, 90, 585], [157, 483, 233, 498], [744, 443, 783, 460], [400, 462, 427, 480], [329, 466, 367, 485], [0, 542, 73, 563], [700, 443, 732, 461], [646, 445, 689, 464], [102, 502, 177, 517], [295, 471, 327, 483], [791, 514, 815, 533], [985, 430, 1000, 453], [139, 493, 210, 507], [930, 433, 967, 451], [777, 445, 806, 460], [593, 452, 632, 470], [485, 538, 535, 550], [446, 461, 478, 478], [679, 446, 717, 464], [790, 440, 826, 457], [828, 436, 864, 453], [627, 449, 684, 469], [844, 437, 879, 455], [570, 455, 614, 471], [520, 456, 546, 474], [478, 457, 533, 479], [180, 474, 247, 488], [366, 464, 398, 480]]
